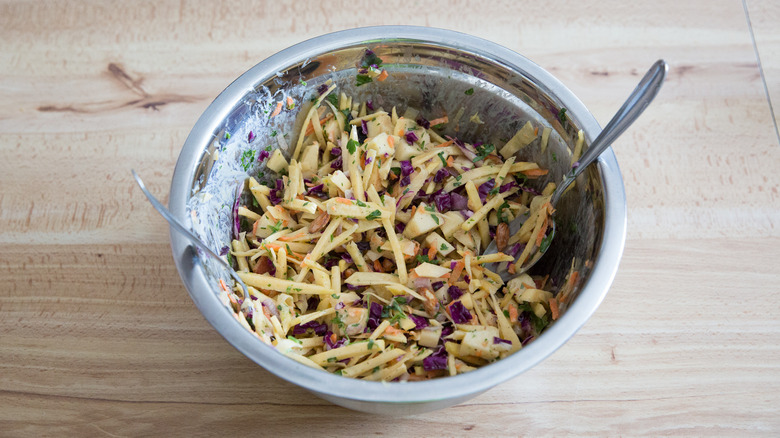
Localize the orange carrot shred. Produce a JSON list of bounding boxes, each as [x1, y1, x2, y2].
[[446, 156, 454, 167], [549, 297, 559, 320], [270, 101, 283, 117], [373, 259, 383, 272], [449, 261, 464, 285], [508, 303, 518, 323], [521, 168, 549, 177], [427, 245, 436, 259], [429, 116, 448, 126], [377, 70, 389, 81]]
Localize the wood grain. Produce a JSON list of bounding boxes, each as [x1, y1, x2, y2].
[[1, 0, 779, 436]]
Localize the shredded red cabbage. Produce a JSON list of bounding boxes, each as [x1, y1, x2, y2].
[[330, 156, 343, 169], [400, 175, 410, 186], [405, 131, 418, 144], [448, 301, 471, 324], [450, 192, 468, 210], [317, 84, 328, 95], [432, 190, 452, 212], [219, 246, 229, 256], [262, 299, 279, 318], [408, 314, 429, 330], [416, 116, 430, 129], [394, 222, 406, 234], [493, 337, 512, 345], [432, 281, 444, 290], [448, 285, 462, 300], [509, 243, 524, 257], [340, 253, 353, 263], [247, 131, 255, 142], [440, 323, 454, 338], [366, 100, 374, 111], [330, 146, 342, 156], [293, 321, 328, 336], [499, 181, 516, 193], [232, 194, 241, 239], [368, 302, 383, 330], [478, 178, 495, 203], [307, 183, 325, 197], [361, 120, 368, 136], [434, 168, 449, 183], [257, 150, 270, 162], [355, 241, 370, 251], [422, 346, 448, 371], [400, 160, 413, 176], [335, 301, 345, 310], [325, 331, 347, 350]]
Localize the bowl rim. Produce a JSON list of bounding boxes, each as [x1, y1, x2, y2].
[[169, 25, 626, 405]]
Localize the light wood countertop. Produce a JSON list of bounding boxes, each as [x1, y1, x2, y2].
[[2, 0, 779, 435]]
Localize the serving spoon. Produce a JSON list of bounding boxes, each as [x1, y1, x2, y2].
[[131, 169, 251, 299], [485, 59, 668, 282]]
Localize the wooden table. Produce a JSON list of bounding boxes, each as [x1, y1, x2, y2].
[[2, 0, 779, 435]]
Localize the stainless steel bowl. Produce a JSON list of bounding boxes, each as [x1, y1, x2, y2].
[[169, 26, 626, 414]]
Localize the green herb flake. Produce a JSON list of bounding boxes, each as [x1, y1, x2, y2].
[[440, 243, 448, 251], [552, 152, 557, 162], [539, 231, 554, 253], [269, 220, 283, 233], [270, 130, 278, 138], [325, 93, 338, 107], [558, 107, 568, 123], [424, 205, 435, 213], [355, 200, 367, 207], [464, 88, 475, 95], [472, 143, 495, 163], [299, 79, 307, 86], [287, 335, 302, 344], [240, 149, 256, 171], [368, 339, 375, 350], [431, 214, 439, 225], [366, 210, 382, 220], [347, 139, 359, 155], [224, 132, 231, 140], [356, 74, 372, 87], [437, 152, 448, 167]]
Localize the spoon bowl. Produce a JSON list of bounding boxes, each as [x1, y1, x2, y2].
[[486, 59, 668, 281]]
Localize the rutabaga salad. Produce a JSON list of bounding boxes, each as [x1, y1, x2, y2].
[[219, 56, 580, 381]]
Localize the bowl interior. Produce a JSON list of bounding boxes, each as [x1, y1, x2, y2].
[[170, 27, 624, 414]]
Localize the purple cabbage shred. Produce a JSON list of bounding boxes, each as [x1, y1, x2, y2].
[[433, 168, 449, 183], [400, 160, 413, 176], [448, 285, 462, 300], [257, 150, 270, 162], [408, 314, 429, 330], [432, 281, 444, 290], [416, 116, 430, 129], [493, 337, 512, 345], [361, 120, 368, 135], [366, 100, 374, 111], [449, 192, 468, 211], [247, 131, 255, 142], [405, 131, 418, 144], [293, 321, 328, 336], [432, 190, 451, 213], [448, 300, 472, 324], [422, 346, 448, 371], [331, 156, 343, 169], [478, 178, 496, 203], [330, 146, 342, 156], [368, 302, 383, 330]]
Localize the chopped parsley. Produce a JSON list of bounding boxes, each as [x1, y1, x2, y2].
[[355, 200, 367, 207], [269, 219, 284, 233], [424, 205, 435, 213], [367, 339, 375, 350], [440, 243, 448, 251], [539, 230, 554, 253], [356, 74, 373, 87], [437, 152, 448, 167], [286, 335, 302, 344], [464, 88, 474, 95], [416, 254, 435, 264], [347, 139, 359, 155], [472, 143, 495, 163], [558, 107, 568, 123], [325, 93, 338, 107], [366, 210, 382, 220], [552, 152, 557, 162], [240, 149, 256, 171], [431, 214, 439, 225]]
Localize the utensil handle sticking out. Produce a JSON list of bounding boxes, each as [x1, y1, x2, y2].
[[551, 60, 668, 206], [131, 169, 250, 298]]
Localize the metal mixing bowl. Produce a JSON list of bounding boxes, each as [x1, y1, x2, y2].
[[168, 26, 626, 414]]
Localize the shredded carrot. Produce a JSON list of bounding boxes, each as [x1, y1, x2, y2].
[[438, 272, 451, 279], [252, 220, 260, 235], [446, 156, 454, 167], [535, 215, 549, 247], [429, 116, 448, 126], [435, 139, 454, 148], [549, 297, 559, 320], [566, 271, 580, 290], [449, 261, 465, 284], [521, 168, 549, 177], [373, 259, 383, 272], [262, 305, 272, 320], [336, 197, 353, 205], [270, 101, 283, 117], [508, 303, 518, 323], [397, 129, 404, 136], [427, 245, 436, 259], [286, 96, 294, 108], [278, 230, 305, 241], [377, 70, 389, 82], [534, 126, 539, 136], [305, 113, 334, 136], [507, 262, 516, 275], [385, 326, 403, 336], [387, 135, 395, 149], [329, 332, 338, 344], [219, 278, 229, 292]]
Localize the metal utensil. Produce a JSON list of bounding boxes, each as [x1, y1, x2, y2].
[[485, 59, 668, 281], [131, 169, 250, 298]]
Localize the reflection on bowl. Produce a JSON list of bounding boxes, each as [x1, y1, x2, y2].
[[169, 26, 626, 415]]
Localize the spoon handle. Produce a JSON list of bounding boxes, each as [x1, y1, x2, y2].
[[131, 169, 250, 296], [551, 60, 668, 205]]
